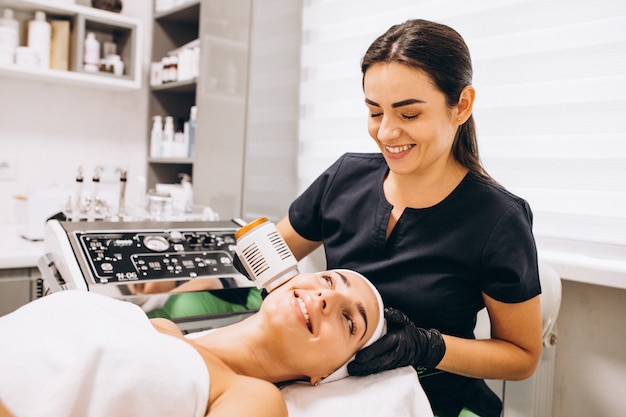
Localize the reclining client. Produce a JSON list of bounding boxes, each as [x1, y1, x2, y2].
[[0, 269, 386, 417]]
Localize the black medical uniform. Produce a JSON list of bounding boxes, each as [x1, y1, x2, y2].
[[288, 153, 541, 417]]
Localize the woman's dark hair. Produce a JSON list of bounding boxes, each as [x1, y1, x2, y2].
[[361, 19, 493, 183]]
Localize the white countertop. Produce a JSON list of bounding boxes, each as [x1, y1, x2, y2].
[[0, 225, 45, 269]]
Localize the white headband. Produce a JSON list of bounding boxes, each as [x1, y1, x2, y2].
[[320, 269, 387, 383]]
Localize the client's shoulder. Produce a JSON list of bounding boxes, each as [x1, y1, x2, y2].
[[150, 318, 184, 338], [210, 373, 287, 417]]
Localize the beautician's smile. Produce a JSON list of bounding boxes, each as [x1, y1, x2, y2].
[[385, 144, 415, 158]]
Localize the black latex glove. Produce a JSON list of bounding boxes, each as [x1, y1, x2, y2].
[[232, 253, 268, 299], [232, 253, 249, 278], [348, 307, 446, 376]]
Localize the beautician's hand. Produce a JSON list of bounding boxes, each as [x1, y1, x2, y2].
[[348, 307, 446, 376]]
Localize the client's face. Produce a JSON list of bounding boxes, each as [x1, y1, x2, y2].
[[261, 269, 381, 383]]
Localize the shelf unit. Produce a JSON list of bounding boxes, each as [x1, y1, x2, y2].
[[0, 0, 141, 90], [147, 0, 252, 219], [146, 0, 199, 188]]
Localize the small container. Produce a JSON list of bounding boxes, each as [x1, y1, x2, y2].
[[169, 54, 178, 81], [105, 54, 124, 75], [150, 61, 163, 86], [235, 217, 300, 292], [83, 32, 100, 72], [0, 49, 11, 64], [161, 116, 175, 157], [146, 191, 172, 220], [160, 56, 170, 82], [150, 115, 163, 158], [27, 11, 51, 69], [173, 130, 188, 158], [15, 46, 39, 68]]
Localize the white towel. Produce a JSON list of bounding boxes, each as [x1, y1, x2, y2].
[[0, 291, 209, 417], [281, 366, 434, 417]]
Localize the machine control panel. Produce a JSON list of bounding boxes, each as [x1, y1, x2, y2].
[[75, 228, 241, 285]]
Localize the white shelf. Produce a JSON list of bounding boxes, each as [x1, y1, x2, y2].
[[0, 62, 140, 90], [0, 0, 142, 90], [1, 0, 136, 24]]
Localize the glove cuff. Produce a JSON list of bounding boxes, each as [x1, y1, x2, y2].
[[422, 328, 446, 369]]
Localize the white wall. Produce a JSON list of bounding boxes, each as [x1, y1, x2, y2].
[[0, 0, 153, 224]]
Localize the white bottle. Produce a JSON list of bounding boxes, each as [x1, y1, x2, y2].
[[0, 8, 19, 64], [150, 115, 163, 158], [161, 116, 175, 158], [83, 32, 100, 72], [187, 105, 197, 158], [27, 11, 51, 69], [180, 174, 193, 213]]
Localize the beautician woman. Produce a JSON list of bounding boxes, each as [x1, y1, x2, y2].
[[276, 19, 542, 417]]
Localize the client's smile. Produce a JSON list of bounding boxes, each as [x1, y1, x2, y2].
[[295, 294, 312, 333]]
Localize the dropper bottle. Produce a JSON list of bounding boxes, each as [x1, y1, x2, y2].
[[72, 166, 84, 221], [88, 166, 101, 221], [117, 169, 127, 219]]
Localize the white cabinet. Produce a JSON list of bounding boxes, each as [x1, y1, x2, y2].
[[0, 268, 40, 317]]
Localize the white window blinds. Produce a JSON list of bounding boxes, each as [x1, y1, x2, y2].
[[299, 0, 626, 256]]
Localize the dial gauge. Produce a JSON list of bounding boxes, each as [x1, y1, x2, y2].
[[143, 235, 170, 252]]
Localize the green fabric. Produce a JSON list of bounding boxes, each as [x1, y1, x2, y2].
[[458, 408, 481, 417], [147, 288, 262, 319], [435, 408, 481, 417]]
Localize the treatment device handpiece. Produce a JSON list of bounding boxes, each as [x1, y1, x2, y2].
[[235, 217, 299, 292]]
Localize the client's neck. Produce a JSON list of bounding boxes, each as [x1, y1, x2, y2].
[[196, 315, 305, 384]]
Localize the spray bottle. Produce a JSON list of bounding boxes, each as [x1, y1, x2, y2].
[[235, 217, 300, 292]]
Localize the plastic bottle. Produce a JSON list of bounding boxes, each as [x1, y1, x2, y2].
[[27, 11, 51, 69], [180, 173, 193, 213], [173, 130, 187, 158], [169, 54, 178, 82], [187, 105, 197, 158], [161, 116, 175, 158], [83, 32, 100, 72], [0, 8, 19, 64], [150, 115, 163, 158]]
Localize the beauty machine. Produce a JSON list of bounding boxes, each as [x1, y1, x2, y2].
[[38, 219, 257, 332]]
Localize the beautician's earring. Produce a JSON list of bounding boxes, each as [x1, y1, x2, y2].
[[457, 117, 461, 121]]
